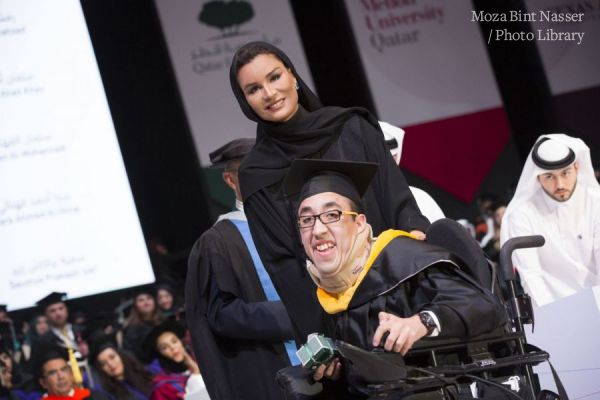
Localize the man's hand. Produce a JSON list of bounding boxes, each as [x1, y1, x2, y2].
[[372, 312, 427, 355], [312, 358, 342, 382], [409, 230, 426, 240]]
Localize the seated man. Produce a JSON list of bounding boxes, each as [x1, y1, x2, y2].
[[501, 134, 600, 307], [284, 159, 508, 380], [33, 343, 110, 400]]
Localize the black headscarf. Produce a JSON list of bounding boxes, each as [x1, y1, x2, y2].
[[229, 41, 380, 199]]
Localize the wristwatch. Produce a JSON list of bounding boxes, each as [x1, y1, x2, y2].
[[418, 311, 437, 336]]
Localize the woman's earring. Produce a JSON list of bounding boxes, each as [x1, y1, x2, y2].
[[295, 81, 300, 90]]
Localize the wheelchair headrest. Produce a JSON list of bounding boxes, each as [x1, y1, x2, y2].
[[426, 218, 493, 289]]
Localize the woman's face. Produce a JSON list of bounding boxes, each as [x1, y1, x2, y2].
[[156, 332, 185, 363], [135, 294, 156, 316], [237, 53, 299, 123], [35, 315, 49, 336], [97, 348, 125, 381], [0, 352, 13, 373], [157, 289, 174, 311]]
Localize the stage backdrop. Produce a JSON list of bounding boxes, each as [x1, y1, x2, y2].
[[0, 0, 154, 310], [525, 0, 600, 95], [525, 0, 600, 150], [154, 0, 313, 166], [344, 0, 511, 202]]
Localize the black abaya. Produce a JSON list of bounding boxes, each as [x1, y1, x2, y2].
[[241, 115, 429, 341]]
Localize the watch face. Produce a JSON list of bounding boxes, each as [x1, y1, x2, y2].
[[419, 312, 436, 335]]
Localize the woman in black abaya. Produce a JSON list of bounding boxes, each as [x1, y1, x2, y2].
[[229, 42, 429, 341]]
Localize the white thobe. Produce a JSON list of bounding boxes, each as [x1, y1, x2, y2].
[[504, 185, 600, 307]]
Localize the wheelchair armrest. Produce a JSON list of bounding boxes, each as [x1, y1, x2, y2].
[[409, 327, 513, 352]]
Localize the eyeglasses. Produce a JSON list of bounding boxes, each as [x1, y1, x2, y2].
[[44, 365, 71, 379], [297, 210, 358, 228]]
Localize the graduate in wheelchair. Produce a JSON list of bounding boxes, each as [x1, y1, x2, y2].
[[278, 159, 566, 400]]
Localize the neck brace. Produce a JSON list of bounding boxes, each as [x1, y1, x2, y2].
[[307, 223, 373, 293]]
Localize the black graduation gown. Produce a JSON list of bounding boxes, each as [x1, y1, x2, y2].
[[241, 115, 430, 342], [0, 364, 40, 400], [86, 391, 113, 400], [333, 236, 508, 350], [33, 328, 89, 371], [185, 219, 294, 400], [122, 321, 155, 363], [36, 329, 79, 350]]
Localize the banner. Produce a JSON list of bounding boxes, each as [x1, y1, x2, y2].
[[154, 0, 313, 166], [345, 0, 511, 202], [524, 0, 600, 95], [0, 0, 154, 309], [524, 0, 600, 150]]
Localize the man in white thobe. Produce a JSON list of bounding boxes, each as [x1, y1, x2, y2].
[[501, 134, 600, 307]]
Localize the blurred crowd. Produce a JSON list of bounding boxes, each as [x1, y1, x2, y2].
[[0, 283, 206, 400]]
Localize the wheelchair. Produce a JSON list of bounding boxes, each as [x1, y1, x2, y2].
[[276, 219, 568, 400]]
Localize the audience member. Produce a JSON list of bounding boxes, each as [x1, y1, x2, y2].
[[501, 134, 600, 307], [0, 307, 10, 324], [20, 315, 49, 363], [0, 306, 18, 366], [90, 334, 153, 400], [143, 322, 206, 400], [33, 343, 110, 400], [186, 138, 297, 400], [0, 340, 39, 400], [474, 193, 497, 247], [155, 284, 182, 320], [34, 294, 85, 354], [482, 199, 508, 263], [33, 293, 88, 386], [122, 289, 164, 363]]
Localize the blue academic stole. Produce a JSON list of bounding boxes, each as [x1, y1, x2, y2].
[[230, 218, 300, 365]]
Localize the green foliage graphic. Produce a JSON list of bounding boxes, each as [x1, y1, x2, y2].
[[198, 0, 255, 37]]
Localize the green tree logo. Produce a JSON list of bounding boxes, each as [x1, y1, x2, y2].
[[198, 0, 255, 37]]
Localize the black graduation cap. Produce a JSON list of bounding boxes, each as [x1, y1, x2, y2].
[[283, 159, 379, 205], [209, 138, 255, 168], [155, 280, 176, 296], [35, 292, 67, 312], [131, 284, 156, 299], [32, 342, 69, 379], [88, 332, 118, 364], [142, 320, 186, 359], [532, 137, 575, 170]]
